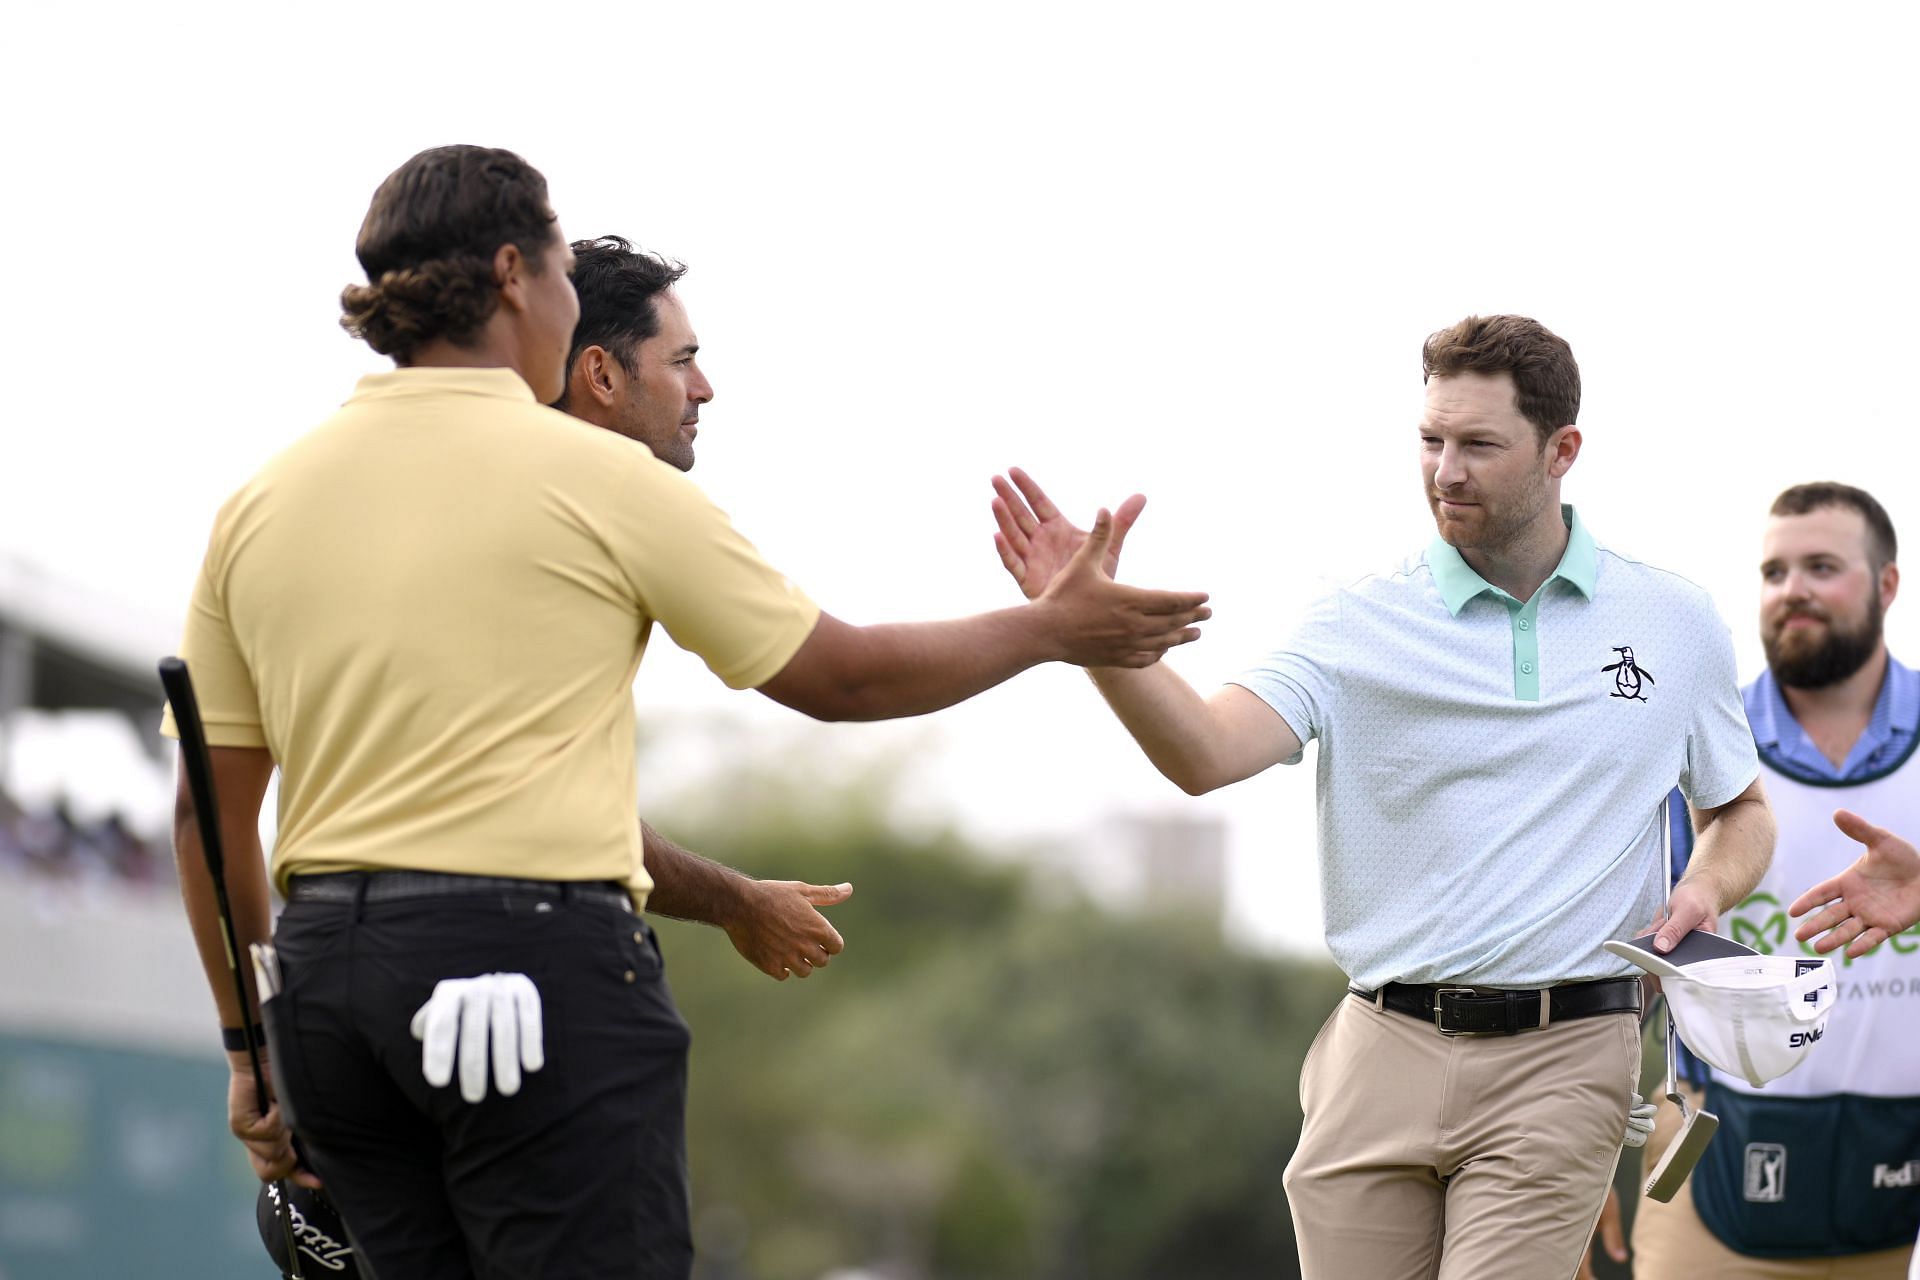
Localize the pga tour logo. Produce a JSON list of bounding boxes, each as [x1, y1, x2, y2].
[[1876, 1160, 1920, 1189], [1744, 1144, 1787, 1203]]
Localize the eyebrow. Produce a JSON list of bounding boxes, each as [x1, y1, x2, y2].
[[1759, 553, 1843, 571]]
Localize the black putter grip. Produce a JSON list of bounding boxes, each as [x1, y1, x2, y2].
[[158, 657, 229, 882]]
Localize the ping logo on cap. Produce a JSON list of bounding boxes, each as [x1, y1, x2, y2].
[[1743, 1144, 1787, 1202], [1794, 958, 1829, 1005]]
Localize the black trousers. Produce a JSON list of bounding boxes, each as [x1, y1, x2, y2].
[[268, 886, 693, 1280]]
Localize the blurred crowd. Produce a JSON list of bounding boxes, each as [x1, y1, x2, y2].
[[0, 786, 174, 890]]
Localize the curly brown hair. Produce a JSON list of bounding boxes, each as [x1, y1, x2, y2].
[[340, 146, 558, 361], [1421, 315, 1580, 444]]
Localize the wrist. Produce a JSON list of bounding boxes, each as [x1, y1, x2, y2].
[[708, 870, 760, 932], [1673, 872, 1728, 916], [1016, 598, 1070, 664], [222, 1023, 267, 1053]]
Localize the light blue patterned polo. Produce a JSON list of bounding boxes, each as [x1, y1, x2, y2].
[[1233, 506, 1759, 990]]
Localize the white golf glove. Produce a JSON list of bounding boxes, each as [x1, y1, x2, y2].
[[409, 973, 545, 1104], [1624, 1091, 1658, 1148]]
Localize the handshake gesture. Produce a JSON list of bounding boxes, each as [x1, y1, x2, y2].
[[990, 467, 1199, 668]]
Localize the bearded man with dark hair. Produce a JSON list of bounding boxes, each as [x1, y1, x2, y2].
[[1606, 481, 1919, 1280]]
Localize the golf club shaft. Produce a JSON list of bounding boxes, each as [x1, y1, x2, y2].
[[158, 657, 305, 1278], [1664, 1007, 1680, 1110], [158, 659, 268, 1098]]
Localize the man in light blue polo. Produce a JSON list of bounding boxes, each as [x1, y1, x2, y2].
[[988, 314, 1776, 1280]]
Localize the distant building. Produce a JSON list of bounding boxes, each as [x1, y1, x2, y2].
[[1130, 810, 1229, 925], [1042, 809, 1229, 930], [0, 555, 177, 875], [0, 556, 173, 745]]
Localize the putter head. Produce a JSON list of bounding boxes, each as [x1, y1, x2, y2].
[[1644, 1106, 1719, 1202]]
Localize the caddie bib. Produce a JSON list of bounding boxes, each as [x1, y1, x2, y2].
[[1692, 737, 1920, 1255]]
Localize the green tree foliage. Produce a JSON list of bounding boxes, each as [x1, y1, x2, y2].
[[646, 767, 1344, 1280]]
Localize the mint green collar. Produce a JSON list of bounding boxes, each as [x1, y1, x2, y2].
[[1430, 504, 1598, 616]]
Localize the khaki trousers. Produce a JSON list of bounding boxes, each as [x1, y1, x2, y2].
[[1630, 1085, 1912, 1280], [1284, 993, 1640, 1280]]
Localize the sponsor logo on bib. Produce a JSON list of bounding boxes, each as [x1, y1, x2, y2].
[[1873, 1160, 1920, 1189], [1743, 1144, 1787, 1202]]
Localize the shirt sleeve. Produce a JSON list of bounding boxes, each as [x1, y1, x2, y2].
[[1679, 607, 1759, 809], [159, 529, 268, 748], [603, 461, 821, 691], [1225, 589, 1342, 765]]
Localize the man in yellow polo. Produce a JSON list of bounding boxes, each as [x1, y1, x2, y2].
[[166, 144, 1210, 1280]]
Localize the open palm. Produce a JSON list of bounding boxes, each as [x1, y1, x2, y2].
[[1791, 809, 1920, 957], [990, 466, 1144, 600]]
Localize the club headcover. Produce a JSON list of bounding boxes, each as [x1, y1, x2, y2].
[[257, 1180, 362, 1278]]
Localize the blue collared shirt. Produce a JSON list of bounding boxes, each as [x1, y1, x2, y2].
[[1671, 653, 1918, 860], [1745, 657, 1919, 783]]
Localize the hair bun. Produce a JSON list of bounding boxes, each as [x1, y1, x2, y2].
[[339, 255, 496, 357]]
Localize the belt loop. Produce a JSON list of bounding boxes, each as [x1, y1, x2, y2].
[[1373, 985, 1386, 1013], [353, 874, 370, 923], [1538, 987, 1552, 1030]]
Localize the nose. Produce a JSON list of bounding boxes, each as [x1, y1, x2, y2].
[[690, 361, 714, 405], [1433, 442, 1469, 491]]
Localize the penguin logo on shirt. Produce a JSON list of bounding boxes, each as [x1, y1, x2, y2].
[[1602, 646, 1655, 701]]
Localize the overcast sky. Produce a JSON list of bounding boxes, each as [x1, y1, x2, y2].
[[6, 3, 1916, 953]]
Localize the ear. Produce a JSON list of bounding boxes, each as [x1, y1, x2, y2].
[[1545, 425, 1581, 478], [1880, 559, 1899, 610], [577, 346, 623, 409], [493, 242, 530, 314]]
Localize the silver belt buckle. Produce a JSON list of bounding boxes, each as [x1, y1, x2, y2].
[[1432, 987, 1479, 1036]]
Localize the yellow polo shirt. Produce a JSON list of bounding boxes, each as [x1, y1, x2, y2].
[[162, 367, 819, 905]]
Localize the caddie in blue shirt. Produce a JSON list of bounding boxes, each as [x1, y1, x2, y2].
[[1620, 482, 1919, 1280], [989, 314, 1777, 1280]]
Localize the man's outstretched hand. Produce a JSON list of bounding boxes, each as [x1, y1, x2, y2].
[[992, 467, 1144, 600], [990, 466, 1205, 668], [1790, 809, 1920, 958], [725, 879, 851, 980], [1034, 505, 1209, 668]]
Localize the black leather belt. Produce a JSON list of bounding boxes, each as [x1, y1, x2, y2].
[[1348, 977, 1641, 1036], [288, 870, 631, 913]]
